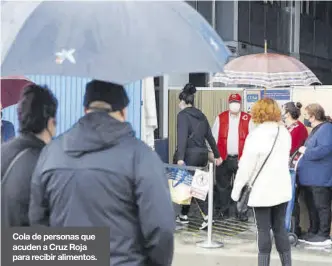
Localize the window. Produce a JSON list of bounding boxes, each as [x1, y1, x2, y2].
[[315, 1, 327, 23], [263, 0, 276, 4], [329, 2, 332, 27], [196, 1, 212, 25], [186, 1, 197, 10], [309, 1, 314, 16], [301, 0, 310, 15]]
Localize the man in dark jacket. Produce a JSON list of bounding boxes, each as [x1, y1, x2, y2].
[[29, 80, 175, 266], [1, 85, 58, 227]]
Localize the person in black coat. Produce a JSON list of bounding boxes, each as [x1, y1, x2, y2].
[[1, 84, 58, 227], [174, 83, 222, 230], [29, 80, 175, 266]]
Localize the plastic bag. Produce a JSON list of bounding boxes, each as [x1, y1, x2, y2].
[[167, 168, 193, 205]]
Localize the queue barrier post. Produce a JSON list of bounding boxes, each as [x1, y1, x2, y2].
[[196, 163, 223, 249], [165, 163, 223, 248]]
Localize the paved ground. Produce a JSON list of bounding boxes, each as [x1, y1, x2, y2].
[[172, 215, 332, 266]]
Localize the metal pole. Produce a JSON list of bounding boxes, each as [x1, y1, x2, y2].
[[161, 75, 169, 139], [207, 162, 214, 244], [289, 0, 294, 54], [197, 163, 223, 248], [211, 0, 216, 29], [209, 0, 216, 87], [293, 0, 300, 59]]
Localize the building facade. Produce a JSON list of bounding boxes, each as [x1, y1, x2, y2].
[[168, 0, 332, 86]]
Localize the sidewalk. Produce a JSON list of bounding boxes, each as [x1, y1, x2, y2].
[[172, 216, 332, 266]]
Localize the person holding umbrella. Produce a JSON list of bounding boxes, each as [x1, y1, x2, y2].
[[212, 93, 254, 221], [1, 84, 58, 227], [29, 80, 175, 266]]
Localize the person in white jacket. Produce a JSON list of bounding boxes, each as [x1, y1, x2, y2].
[[231, 98, 292, 266]]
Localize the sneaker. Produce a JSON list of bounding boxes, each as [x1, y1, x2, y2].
[[199, 217, 215, 230], [304, 235, 332, 246], [237, 213, 249, 222], [176, 215, 189, 224]]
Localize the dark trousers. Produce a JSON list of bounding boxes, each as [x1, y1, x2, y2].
[[293, 186, 302, 236], [179, 150, 208, 217], [312, 186, 332, 238], [254, 203, 291, 254], [214, 156, 245, 218], [302, 186, 319, 234]]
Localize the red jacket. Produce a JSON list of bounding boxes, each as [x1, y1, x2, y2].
[[217, 111, 251, 160], [286, 121, 308, 155]]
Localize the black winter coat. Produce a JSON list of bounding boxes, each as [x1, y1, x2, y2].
[[29, 112, 175, 266], [176, 107, 220, 164], [1, 133, 45, 227]]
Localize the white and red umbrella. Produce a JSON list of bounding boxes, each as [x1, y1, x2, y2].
[[1, 76, 34, 108], [212, 52, 321, 88]]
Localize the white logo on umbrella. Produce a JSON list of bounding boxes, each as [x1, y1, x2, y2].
[[55, 49, 76, 64]]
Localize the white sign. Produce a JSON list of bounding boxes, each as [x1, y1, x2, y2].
[[190, 169, 209, 201], [244, 89, 292, 112]]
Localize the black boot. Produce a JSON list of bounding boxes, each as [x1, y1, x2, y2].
[[279, 251, 292, 266], [258, 253, 270, 266]]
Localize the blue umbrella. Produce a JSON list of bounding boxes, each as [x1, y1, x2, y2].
[[1, 1, 231, 85]]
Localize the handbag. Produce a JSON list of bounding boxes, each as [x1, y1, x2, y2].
[[237, 126, 280, 214]]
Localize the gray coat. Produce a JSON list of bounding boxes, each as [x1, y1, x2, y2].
[[29, 112, 175, 266], [1, 134, 45, 227]]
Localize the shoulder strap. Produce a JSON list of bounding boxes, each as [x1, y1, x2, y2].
[[1, 148, 31, 185], [249, 126, 280, 187]]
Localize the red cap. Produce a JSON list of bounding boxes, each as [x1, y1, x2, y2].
[[229, 93, 242, 103]]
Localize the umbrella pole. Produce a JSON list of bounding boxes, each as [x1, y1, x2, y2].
[[264, 39, 267, 54], [264, 40, 267, 96]]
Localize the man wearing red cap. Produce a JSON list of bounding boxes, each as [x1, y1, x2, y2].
[[212, 93, 254, 221]]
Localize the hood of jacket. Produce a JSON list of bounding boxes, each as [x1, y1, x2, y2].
[[181, 107, 205, 121], [63, 111, 135, 157]]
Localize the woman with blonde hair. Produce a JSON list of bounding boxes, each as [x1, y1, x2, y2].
[[231, 98, 292, 266]]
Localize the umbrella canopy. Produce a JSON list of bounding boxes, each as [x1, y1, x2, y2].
[[1, 76, 34, 108], [1, 1, 231, 85], [212, 53, 321, 88]]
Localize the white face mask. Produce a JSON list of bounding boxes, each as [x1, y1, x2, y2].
[[229, 102, 241, 113]]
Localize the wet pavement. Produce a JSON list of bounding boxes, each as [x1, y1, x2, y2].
[[172, 215, 332, 266]]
